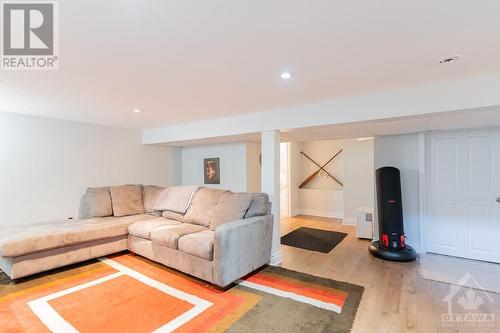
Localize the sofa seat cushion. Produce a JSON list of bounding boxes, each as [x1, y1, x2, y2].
[[128, 218, 180, 240], [150, 224, 206, 249], [0, 214, 155, 258], [178, 230, 215, 261]]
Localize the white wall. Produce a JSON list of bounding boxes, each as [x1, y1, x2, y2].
[[341, 138, 374, 224], [246, 143, 262, 193], [292, 139, 344, 218], [289, 142, 302, 216], [0, 112, 181, 227], [374, 133, 420, 250], [181, 142, 261, 192], [297, 189, 344, 218], [299, 140, 344, 190], [288, 138, 373, 220]]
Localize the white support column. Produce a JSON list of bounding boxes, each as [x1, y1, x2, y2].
[[261, 130, 283, 266]]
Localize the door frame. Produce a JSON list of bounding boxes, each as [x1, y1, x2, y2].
[[279, 142, 291, 220], [418, 132, 427, 254]]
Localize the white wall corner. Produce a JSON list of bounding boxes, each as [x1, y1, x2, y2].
[[270, 251, 284, 266], [296, 209, 343, 219], [406, 241, 421, 254], [342, 217, 356, 226]]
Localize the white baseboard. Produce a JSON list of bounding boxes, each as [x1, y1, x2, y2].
[[296, 209, 343, 219], [269, 251, 283, 266], [342, 217, 356, 226]]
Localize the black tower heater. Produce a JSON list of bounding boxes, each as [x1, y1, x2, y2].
[[368, 166, 417, 262]]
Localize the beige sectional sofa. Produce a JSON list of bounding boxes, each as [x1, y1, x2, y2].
[[0, 185, 273, 287]]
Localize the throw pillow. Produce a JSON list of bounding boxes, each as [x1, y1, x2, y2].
[[110, 185, 144, 217], [87, 187, 113, 217], [143, 185, 165, 213]]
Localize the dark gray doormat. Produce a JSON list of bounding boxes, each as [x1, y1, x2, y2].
[[281, 227, 348, 253]]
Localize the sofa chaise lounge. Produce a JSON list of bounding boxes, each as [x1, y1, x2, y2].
[[0, 185, 273, 287]]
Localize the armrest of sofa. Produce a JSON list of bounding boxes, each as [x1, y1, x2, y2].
[[213, 215, 273, 287]]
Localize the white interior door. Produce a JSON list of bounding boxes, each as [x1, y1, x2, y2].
[[280, 142, 290, 219], [426, 128, 500, 263]]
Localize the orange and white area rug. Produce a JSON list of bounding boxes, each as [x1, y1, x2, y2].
[[0, 254, 363, 333]]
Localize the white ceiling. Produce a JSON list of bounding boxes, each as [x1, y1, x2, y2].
[[1, 0, 500, 129]]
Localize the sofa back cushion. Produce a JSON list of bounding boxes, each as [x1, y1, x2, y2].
[[110, 185, 144, 217], [244, 193, 270, 218], [210, 192, 253, 230], [143, 185, 165, 213], [87, 187, 113, 217], [153, 185, 200, 213], [184, 188, 227, 226]]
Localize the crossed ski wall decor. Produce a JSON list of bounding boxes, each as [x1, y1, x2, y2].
[[299, 150, 343, 188]]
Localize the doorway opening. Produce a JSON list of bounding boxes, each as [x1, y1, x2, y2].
[[279, 137, 375, 256]]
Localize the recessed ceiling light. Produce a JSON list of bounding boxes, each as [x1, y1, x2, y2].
[[133, 108, 142, 113], [280, 72, 292, 79], [439, 55, 462, 64]]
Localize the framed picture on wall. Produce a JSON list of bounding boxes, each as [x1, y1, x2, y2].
[[204, 158, 220, 184]]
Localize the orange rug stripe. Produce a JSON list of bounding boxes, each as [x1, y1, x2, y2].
[[206, 289, 262, 333], [262, 270, 349, 298], [245, 273, 347, 307]]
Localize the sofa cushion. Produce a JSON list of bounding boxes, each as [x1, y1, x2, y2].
[[244, 193, 270, 218], [153, 185, 200, 213], [184, 188, 228, 226], [143, 185, 165, 213], [150, 224, 206, 249], [128, 218, 180, 240], [178, 230, 215, 261], [210, 193, 252, 230], [110, 185, 145, 217], [161, 210, 185, 222], [0, 214, 156, 257], [87, 187, 113, 217]]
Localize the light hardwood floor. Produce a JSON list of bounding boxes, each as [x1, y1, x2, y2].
[[280, 215, 500, 333]]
